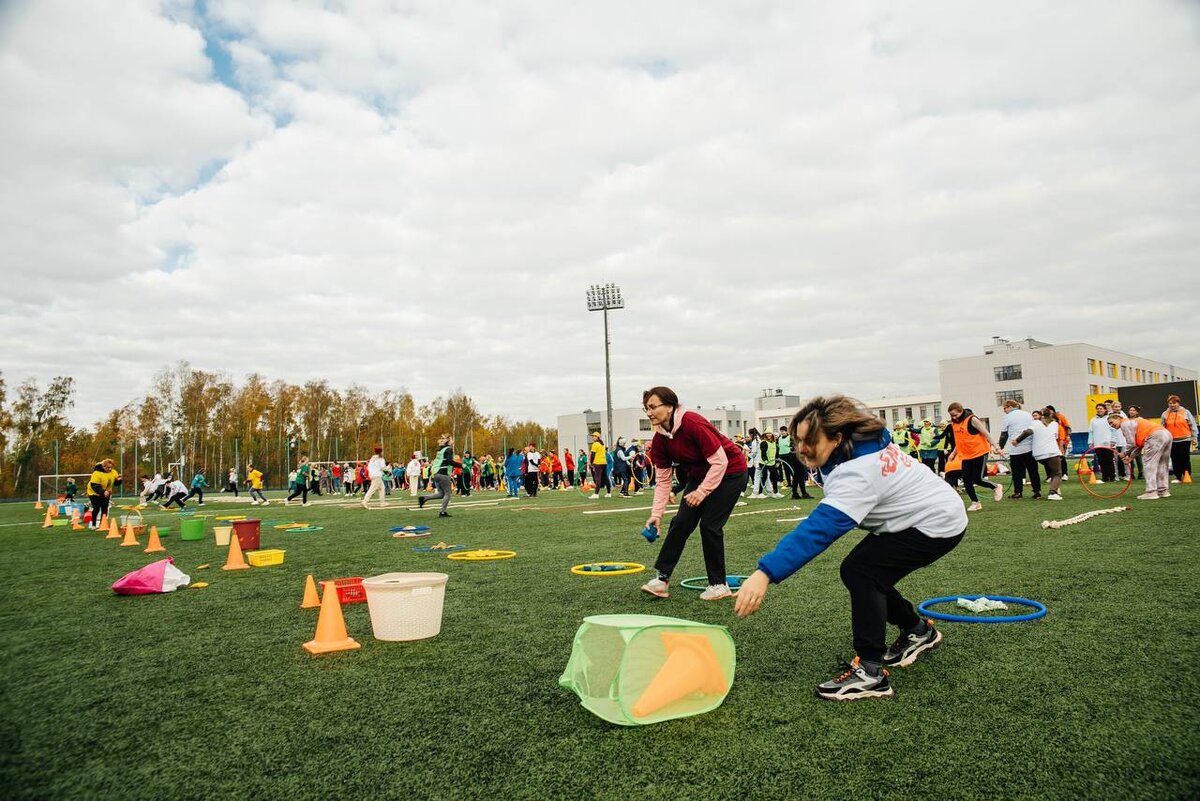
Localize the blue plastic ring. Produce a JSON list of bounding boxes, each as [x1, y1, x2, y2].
[[918, 595, 1047, 623]]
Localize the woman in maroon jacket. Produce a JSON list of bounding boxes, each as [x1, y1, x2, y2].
[[640, 385, 749, 601]]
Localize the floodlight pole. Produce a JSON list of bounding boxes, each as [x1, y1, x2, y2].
[[586, 283, 624, 445]]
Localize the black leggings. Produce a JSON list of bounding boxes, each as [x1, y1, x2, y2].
[[1170, 440, 1192, 481], [590, 464, 610, 493], [960, 455, 997, 502], [653, 472, 746, 585], [163, 491, 188, 509], [184, 487, 204, 503], [286, 484, 308, 503], [89, 494, 109, 526], [840, 527, 965, 663], [523, 471, 539, 496]]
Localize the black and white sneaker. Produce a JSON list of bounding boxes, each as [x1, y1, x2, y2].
[[815, 657, 893, 701], [883, 621, 943, 668]]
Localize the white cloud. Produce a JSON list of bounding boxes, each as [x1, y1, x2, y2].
[[1, 0, 1198, 428]]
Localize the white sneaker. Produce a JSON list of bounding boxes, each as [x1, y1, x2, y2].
[[699, 583, 732, 601], [588, 493, 600, 499], [640, 578, 669, 598], [751, 493, 766, 499], [302, 502, 310, 506], [1047, 492, 1062, 501], [993, 485, 1004, 502], [1170, 479, 1180, 484], [1135, 492, 1159, 500], [249, 500, 259, 505], [284, 499, 290, 506], [772, 493, 785, 499], [1159, 492, 1171, 498], [261, 500, 270, 505], [1094, 479, 1105, 484], [967, 502, 983, 512]]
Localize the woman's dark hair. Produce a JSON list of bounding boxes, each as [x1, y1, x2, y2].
[[788, 395, 886, 465], [748, 427, 761, 438], [642, 386, 679, 409], [506, 448, 514, 457]]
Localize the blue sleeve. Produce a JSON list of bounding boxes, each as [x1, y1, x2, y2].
[[757, 502, 859, 583]]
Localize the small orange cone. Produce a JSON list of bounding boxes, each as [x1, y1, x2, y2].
[[221, 533, 250, 571], [98, 512, 108, 530], [120, 522, 140, 547], [143, 525, 166, 554], [34, 500, 43, 510], [1088, 471, 1098, 485], [301, 574, 321, 609], [632, 632, 728, 719], [106, 517, 121, 539], [1075, 458, 1093, 476], [48, 504, 59, 519], [70, 506, 81, 525], [42, 508, 54, 528], [1183, 471, 1193, 484], [302, 581, 361, 655]]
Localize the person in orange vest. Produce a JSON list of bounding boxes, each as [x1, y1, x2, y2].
[[944, 402, 1003, 512], [1160, 394, 1197, 483], [1111, 414, 1172, 500]]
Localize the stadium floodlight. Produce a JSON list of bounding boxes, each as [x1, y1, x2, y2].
[[586, 283, 624, 446]]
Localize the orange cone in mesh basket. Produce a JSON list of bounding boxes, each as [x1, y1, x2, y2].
[[144, 525, 166, 554], [301, 574, 321, 609], [221, 533, 250, 571], [632, 632, 728, 719], [302, 581, 361, 655]]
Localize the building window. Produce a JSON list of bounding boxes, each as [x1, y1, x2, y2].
[[1087, 358, 1097, 375], [638, 419, 651, 431], [919, 405, 928, 420], [905, 407, 914, 421], [994, 364, 1023, 381], [933, 404, 941, 421], [1120, 365, 1127, 379], [1107, 362, 1117, 378], [891, 409, 900, 424], [877, 410, 886, 421], [1089, 384, 1100, 395], [709, 419, 721, 430], [995, 390, 1025, 406], [587, 422, 602, 436]]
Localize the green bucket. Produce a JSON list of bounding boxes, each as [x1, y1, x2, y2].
[[180, 518, 206, 541]]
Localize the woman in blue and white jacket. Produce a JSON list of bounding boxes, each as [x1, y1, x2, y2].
[[735, 395, 968, 702]]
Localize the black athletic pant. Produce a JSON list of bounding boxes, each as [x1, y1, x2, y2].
[[653, 471, 746, 586], [1009, 452, 1041, 496], [1094, 448, 1116, 482], [225, 481, 239, 496], [163, 491, 188, 509], [590, 464, 610, 494], [286, 484, 308, 503], [840, 527, 965, 664], [184, 487, 204, 503], [88, 494, 109, 527], [960, 455, 997, 503], [1169, 440, 1192, 481], [523, 471, 539, 497]]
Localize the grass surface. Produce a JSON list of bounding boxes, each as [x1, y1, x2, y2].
[[1, 479, 1198, 800]]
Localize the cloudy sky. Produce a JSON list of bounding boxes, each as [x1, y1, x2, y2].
[[2, 0, 1198, 428]]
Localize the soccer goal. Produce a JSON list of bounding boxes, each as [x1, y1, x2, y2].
[[37, 474, 95, 506]]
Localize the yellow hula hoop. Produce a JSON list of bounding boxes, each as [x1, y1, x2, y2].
[[570, 562, 646, 576], [447, 549, 516, 561]]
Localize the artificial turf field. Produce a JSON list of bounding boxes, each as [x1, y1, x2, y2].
[[1, 479, 1197, 800]]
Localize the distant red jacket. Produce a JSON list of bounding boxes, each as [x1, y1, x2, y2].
[[564, 451, 575, 472]]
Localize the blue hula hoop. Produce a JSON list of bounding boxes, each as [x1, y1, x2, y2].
[[918, 595, 1047, 624]]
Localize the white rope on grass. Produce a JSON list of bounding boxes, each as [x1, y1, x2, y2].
[[1041, 505, 1131, 530]]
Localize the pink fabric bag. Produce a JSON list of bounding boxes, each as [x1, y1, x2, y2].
[[112, 558, 190, 595]]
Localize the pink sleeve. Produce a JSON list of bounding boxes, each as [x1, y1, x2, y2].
[[691, 446, 729, 500], [651, 467, 674, 519]]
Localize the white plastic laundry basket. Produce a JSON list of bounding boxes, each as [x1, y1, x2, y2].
[[362, 572, 449, 641], [213, 525, 232, 546]]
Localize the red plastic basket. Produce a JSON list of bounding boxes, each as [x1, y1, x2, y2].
[[332, 577, 367, 605]]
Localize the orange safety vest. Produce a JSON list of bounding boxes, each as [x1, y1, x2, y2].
[[1163, 410, 1192, 440], [1132, 417, 1166, 448], [1055, 413, 1070, 446], [951, 415, 991, 460]]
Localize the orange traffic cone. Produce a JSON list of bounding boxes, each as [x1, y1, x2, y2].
[[41, 508, 54, 528], [106, 517, 121, 539], [1075, 458, 1092, 476], [631, 632, 728, 719], [70, 506, 81, 525], [1088, 471, 1098, 485], [144, 525, 166, 554], [97, 512, 108, 530], [48, 504, 59, 519], [120, 522, 140, 547], [301, 574, 321, 609], [221, 533, 250, 571], [1183, 471, 1193, 484], [302, 580, 361, 655], [34, 500, 43, 510]]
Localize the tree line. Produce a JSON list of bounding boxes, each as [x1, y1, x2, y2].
[[0, 363, 557, 498]]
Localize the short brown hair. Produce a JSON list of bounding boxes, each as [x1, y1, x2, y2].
[[1167, 394, 1181, 404], [789, 395, 886, 465], [947, 402, 964, 414], [642, 386, 679, 409]]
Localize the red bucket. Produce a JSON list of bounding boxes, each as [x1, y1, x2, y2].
[[231, 519, 261, 551]]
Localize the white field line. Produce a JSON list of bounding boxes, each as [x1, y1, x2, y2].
[[776, 517, 808, 523], [728, 506, 802, 518]]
